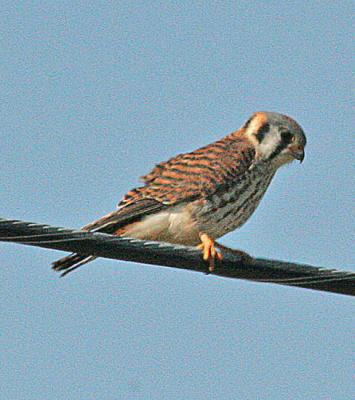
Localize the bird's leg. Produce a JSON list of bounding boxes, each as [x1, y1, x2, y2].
[[197, 233, 223, 272], [214, 241, 254, 263]]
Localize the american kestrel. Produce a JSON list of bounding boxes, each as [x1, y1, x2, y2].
[[53, 111, 306, 274]]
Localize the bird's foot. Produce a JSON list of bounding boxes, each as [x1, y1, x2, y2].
[[197, 233, 223, 273]]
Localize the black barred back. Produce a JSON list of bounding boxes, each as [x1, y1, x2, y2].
[[119, 134, 256, 207]]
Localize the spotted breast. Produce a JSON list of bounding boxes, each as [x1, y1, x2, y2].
[[194, 162, 277, 239]]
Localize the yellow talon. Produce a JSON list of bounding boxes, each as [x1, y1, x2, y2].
[[197, 233, 223, 272]]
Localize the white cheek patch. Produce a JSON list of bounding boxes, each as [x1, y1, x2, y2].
[[257, 134, 279, 159]]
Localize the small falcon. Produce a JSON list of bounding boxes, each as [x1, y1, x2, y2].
[[53, 111, 306, 275]]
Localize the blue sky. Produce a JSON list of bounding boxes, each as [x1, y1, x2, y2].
[[1, 2, 354, 399]]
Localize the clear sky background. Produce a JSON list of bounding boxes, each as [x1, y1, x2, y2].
[[1, 2, 354, 399]]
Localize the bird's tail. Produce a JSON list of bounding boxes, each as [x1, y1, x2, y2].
[[51, 209, 124, 276], [52, 253, 97, 277]]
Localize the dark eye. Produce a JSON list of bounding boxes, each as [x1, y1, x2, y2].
[[281, 130, 294, 143]]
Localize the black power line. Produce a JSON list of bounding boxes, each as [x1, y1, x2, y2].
[[0, 217, 354, 296]]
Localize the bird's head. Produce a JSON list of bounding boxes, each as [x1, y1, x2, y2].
[[242, 111, 306, 167]]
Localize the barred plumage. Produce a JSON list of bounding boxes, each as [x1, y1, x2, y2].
[[53, 111, 306, 274]]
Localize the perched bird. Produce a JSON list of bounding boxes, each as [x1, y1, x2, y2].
[[53, 111, 306, 275]]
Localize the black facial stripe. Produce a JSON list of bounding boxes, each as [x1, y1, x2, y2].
[[270, 142, 287, 160], [255, 123, 270, 142], [243, 117, 253, 129], [270, 128, 295, 159]]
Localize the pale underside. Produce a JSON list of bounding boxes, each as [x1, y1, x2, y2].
[[121, 163, 276, 245]]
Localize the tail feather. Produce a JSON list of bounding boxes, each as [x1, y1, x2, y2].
[[52, 253, 97, 276], [51, 209, 122, 276], [52, 199, 163, 276]]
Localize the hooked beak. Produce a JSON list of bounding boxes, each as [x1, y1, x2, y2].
[[289, 144, 305, 163]]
